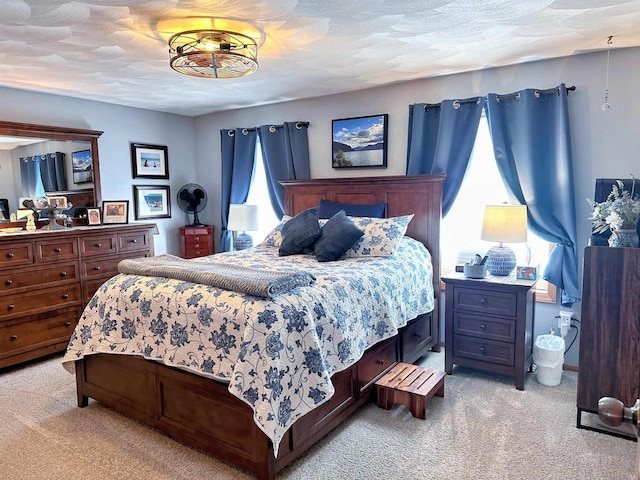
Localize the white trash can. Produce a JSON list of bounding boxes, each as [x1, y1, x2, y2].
[[533, 334, 565, 386]]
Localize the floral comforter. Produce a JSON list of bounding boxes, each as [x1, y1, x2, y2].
[[62, 237, 434, 456]]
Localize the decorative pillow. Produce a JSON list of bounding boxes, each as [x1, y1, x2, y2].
[[257, 216, 291, 248], [278, 208, 321, 256], [314, 210, 364, 262], [344, 214, 414, 257], [317, 199, 387, 219]]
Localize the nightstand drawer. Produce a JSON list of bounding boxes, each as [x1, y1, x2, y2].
[[453, 312, 515, 343], [453, 287, 517, 317], [453, 335, 514, 366]]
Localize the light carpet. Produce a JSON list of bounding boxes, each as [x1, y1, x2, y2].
[[0, 352, 635, 480]]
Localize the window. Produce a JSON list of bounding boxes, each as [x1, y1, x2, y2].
[[246, 137, 279, 244], [442, 116, 556, 303]]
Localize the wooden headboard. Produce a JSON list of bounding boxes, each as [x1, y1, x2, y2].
[[281, 174, 445, 303]]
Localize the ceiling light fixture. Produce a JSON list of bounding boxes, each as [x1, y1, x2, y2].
[[168, 29, 258, 78]]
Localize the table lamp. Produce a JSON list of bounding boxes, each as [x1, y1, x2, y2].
[[228, 204, 259, 250], [480, 204, 527, 276]]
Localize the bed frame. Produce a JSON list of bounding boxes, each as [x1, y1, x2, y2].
[[73, 174, 444, 480]]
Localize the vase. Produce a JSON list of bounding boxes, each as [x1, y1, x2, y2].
[[608, 227, 640, 248]]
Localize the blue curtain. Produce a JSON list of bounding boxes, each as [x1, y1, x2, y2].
[[40, 152, 67, 192], [20, 156, 46, 198], [258, 122, 310, 218], [485, 85, 580, 306], [406, 98, 483, 216], [220, 128, 257, 252]]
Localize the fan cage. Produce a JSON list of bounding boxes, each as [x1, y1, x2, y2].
[[168, 29, 258, 78]]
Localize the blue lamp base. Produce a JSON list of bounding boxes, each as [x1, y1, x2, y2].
[[234, 231, 253, 250], [486, 243, 516, 276]]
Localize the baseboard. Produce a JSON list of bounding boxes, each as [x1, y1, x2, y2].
[[563, 364, 578, 372]]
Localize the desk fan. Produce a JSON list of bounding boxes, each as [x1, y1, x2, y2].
[[177, 183, 207, 226]]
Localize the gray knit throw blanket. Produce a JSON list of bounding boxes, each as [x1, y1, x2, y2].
[[118, 254, 315, 299]]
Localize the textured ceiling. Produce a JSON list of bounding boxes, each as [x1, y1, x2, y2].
[[1, 0, 640, 117]]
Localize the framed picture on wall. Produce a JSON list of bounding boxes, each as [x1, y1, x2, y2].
[[72, 149, 93, 184], [332, 114, 388, 169], [102, 200, 129, 224], [133, 185, 171, 220], [130, 143, 169, 179]]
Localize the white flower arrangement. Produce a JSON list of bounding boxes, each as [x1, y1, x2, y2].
[[587, 175, 640, 233]]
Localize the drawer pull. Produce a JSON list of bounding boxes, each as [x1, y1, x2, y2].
[[480, 323, 487, 330], [95, 242, 102, 247], [130, 239, 138, 243], [194, 244, 200, 248], [8, 304, 14, 310], [375, 359, 385, 365], [94, 266, 101, 271], [480, 298, 488, 305], [413, 333, 423, 338], [10, 335, 17, 341], [62, 294, 69, 299], [54, 247, 62, 253], [65, 321, 71, 327], [5, 279, 13, 286], [7, 252, 14, 258], [479, 346, 486, 355], [193, 236, 200, 241], [60, 271, 67, 277]]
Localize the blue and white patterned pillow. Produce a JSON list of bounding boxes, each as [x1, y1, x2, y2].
[[343, 214, 414, 257], [257, 216, 291, 248]]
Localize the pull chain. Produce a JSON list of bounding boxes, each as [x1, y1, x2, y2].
[[602, 36, 613, 110]]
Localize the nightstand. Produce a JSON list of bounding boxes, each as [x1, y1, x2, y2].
[[179, 226, 214, 259], [442, 272, 537, 390]]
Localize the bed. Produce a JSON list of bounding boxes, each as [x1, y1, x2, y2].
[[65, 174, 444, 480]]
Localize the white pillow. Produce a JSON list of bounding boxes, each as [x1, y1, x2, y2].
[[343, 214, 414, 257]]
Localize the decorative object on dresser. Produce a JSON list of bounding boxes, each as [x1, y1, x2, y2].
[[179, 225, 214, 259], [587, 176, 640, 247], [577, 246, 640, 439], [480, 204, 528, 276], [443, 272, 537, 390], [228, 204, 258, 250], [0, 224, 154, 369], [176, 183, 208, 227], [87, 208, 101, 225], [101, 200, 129, 224], [133, 185, 171, 220], [130, 143, 169, 179]]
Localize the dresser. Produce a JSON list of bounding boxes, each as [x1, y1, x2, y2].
[[180, 226, 214, 258], [443, 273, 537, 390], [0, 223, 155, 369], [576, 246, 640, 437]]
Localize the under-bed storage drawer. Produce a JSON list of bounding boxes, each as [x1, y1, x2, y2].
[[357, 338, 397, 393]]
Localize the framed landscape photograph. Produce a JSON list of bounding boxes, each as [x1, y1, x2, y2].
[[72, 149, 93, 184], [130, 143, 169, 179], [332, 114, 388, 168], [87, 208, 101, 225], [133, 185, 171, 220], [102, 200, 129, 224]]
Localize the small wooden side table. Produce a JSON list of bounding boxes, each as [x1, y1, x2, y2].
[[442, 272, 537, 390], [179, 225, 214, 259]]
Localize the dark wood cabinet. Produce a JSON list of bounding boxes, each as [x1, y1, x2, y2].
[[0, 224, 155, 369], [180, 226, 214, 258], [576, 246, 640, 436], [443, 273, 537, 390]]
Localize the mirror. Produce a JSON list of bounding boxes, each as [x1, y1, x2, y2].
[[0, 121, 102, 219]]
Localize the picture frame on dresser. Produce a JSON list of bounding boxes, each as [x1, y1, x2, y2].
[[87, 208, 101, 225], [130, 143, 169, 179], [102, 200, 129, 224], [133, 185, 171, 220]]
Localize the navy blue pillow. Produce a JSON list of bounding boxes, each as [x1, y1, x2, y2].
[[314, 210, 364, 262], [279, 207, 321, 256], [317, 199, 387, 219]]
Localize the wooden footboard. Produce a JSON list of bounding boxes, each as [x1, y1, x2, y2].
[[75, 313, 435, 480]]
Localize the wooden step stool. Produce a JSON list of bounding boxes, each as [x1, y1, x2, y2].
[[376, 362, 445, 419]]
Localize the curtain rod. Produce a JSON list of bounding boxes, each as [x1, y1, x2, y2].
[[226, 122, 310, 136], [424, 86, 577, 110]]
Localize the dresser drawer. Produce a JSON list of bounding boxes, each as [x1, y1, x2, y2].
[[184, 246, 209, 259], [0, 261, 79, 295], [0, 307, 80, 358], [81, 251, 151, 280], [79, 234, 117, 257], [453, 312, 516, 343], [0, 284, 81, 320], [357, 339, 397, 393], [118, 231, 151, 252], [453, 335, 514, 366], [183, 227, 211, 238], [0, 242, 33, 269], [401, 313, 432, 361], [35, 238, 78, 263], [453, 286, 517, 317]]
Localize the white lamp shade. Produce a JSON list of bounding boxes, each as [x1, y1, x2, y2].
[[480, 205, 528, 243], [228, 204, 259, 232]]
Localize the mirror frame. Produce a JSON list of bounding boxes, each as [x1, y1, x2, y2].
[[0, 120, 103, 208]]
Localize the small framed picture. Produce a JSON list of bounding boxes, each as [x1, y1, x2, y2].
[[87, 208, 102, 225], [102, 200, 129, 224], [130, 143, 169, 179], [46, 196, 68, 209], [332, 114, 388, 169], [72, 149, 93, 184], [133, 185, 171, 220]]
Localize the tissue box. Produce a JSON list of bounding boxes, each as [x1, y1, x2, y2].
[[516, 266, 537, 280]]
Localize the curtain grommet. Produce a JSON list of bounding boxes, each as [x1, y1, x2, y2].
[[227, 130, 235, 137], [269, 125, 276, 133], [241, 128, 249, 135], [452, 100, 461, 110]]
